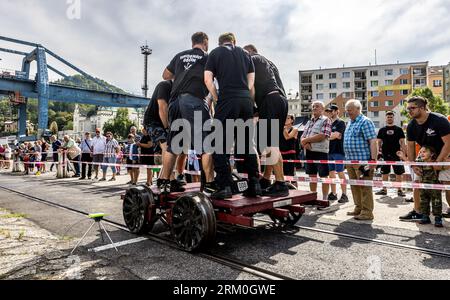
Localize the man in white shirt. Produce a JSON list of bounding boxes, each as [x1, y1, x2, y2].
[[91, 128, 106, 180]]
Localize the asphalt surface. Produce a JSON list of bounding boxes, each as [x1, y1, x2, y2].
[[0, 171, 449, 280]]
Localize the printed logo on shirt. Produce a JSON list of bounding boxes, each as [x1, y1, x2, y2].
[[387, 130, 395, 135], [426, 128, 437, 137], [179, 54, 203, 70]]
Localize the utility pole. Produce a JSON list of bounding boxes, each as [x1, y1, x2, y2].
[[141, 43, 152, 98], [139, 43, 152, 128]]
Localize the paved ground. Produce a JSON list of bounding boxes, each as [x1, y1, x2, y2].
[[0, 167, 449, 280]]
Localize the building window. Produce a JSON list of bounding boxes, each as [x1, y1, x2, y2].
[[385, 80, 393, 86], [373, 111, 379, 118], [316, 93, 324, 100], [371, 91, 379, 97], [370, 101, 379, 107], [343, 82, 351, 89], [329, 93, 337, 99], [385, 100, 394, 106], [344, 92, 352, 98], [433, 80, 442, 87], [371, 81, 379, 87], [386, 90, 394, 97], [385, 69, 394, 76], [342, 72, 351, 78], [329, 83, 337, 89], [415, 79, 426, 86], [400, 68, 409, 75], [316, 74, 323, 80], [329, 73, 337, 79], [400, 79, 408, 85], [401, 90, 409, 95], [316, 84, 324, 90], [370, 70, 379, 77]]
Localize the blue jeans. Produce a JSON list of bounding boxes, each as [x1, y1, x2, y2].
[[102, 156, 116, 174]]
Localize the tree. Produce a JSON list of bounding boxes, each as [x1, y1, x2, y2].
[[401, 87, 450, 123], [50, 121, 58, 134], [103, 108, 135, 140]]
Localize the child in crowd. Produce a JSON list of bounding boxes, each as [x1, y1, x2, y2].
[[398, 146, 443, 227]]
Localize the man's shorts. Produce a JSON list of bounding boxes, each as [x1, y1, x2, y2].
[[257, 93, 289, 148], [167, 94, 212, 155], [92, 154, 104, 164], [380, 155, 405, 175], [328, 153, 346, 173], [147, 126, 168, 145], [305, 151, 329, 178]]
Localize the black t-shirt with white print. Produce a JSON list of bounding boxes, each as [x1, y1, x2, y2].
[[377, 125, 405, 157], [166, 47, 208, 101], [205, 44, 254, 100], [407, 112, 450, 156]]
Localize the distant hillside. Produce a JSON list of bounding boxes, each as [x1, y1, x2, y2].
[[52, 74, 126, 94]]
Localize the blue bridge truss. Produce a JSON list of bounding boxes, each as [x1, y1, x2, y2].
[[0, 36, 149, 137]]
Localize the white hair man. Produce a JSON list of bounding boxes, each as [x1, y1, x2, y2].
[[301, 101, 332, 200], [343, 99, 378, 221]]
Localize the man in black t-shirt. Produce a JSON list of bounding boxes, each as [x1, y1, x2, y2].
[[243, 44, 289, 198], [160, 32, 215, 193], [143, 80, 172, 145], [325, 104, 348, 203], [401, 96, 450, 221], [204, 33, 261, 199], [376, 111, 407, 197]]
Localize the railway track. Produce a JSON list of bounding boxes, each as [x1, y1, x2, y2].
[[0, 185, 294, 280]]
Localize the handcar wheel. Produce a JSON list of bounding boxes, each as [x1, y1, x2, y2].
[[270, 211, 303, 227], [171, 192, 216, 252], [123, 185, 157, 234]]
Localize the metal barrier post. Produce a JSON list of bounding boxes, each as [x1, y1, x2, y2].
[[56, 152, 63, 178]]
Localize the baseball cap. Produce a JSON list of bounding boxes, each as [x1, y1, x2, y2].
[[326, 104, 339, 111]]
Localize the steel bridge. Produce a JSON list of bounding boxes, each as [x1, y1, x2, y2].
[[0, 36, 149, 137]]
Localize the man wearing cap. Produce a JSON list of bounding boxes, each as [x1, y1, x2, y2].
[[325, 104, 348, 203], [376, 111, 407, 198]]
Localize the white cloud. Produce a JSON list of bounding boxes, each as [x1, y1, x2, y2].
[[0, 0, 449, 96]]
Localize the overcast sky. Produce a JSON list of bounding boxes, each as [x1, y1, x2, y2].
[[1, 0, 449, 97]]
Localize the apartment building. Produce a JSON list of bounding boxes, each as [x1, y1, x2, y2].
[[444, 63, 450, 102], [299, 62, 429, 128], [287, 92, 302, 117], [428, 66, 445, 99]]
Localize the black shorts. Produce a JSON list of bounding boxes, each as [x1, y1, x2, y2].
[[167, 94, 212, 155], [258, 93, 289, 148], [147, 126, 168, 145], [126, 158, 139, 171], [282, 153, 297, 176], [380, 154, 405, 175], [305, 151, 329, 177], [140, 152, 155, 166]]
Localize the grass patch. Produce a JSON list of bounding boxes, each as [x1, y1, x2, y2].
[[17, 230, 26, 240], [0, 213, 28, 219]]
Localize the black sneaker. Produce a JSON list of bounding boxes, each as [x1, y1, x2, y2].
[[243, 178, 262, 198], [397, 190, 406, 197], [338, 194, 349, 203], [327, 193, 338, 201], [435, 216, 444, 228], [375, 189, 387, 196], [211, 186, 233, 199], [405, 197, 414, 203], [177, 174, 187, 186], [260, 177, 272, 190], [263, 182, 289, 198], [399, 210, 423, 222], [170, 180, 186, 192], [203, 182, 219, 197], [419, 215, 432, 225]]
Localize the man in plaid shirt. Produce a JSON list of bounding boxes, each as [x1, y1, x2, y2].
[[301, 101, 332, 200], [343, 99, 378, 221]]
